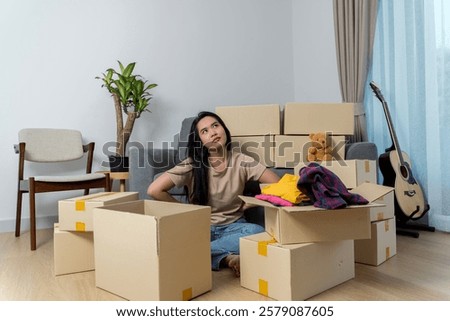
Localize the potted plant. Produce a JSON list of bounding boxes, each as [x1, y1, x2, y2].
[[97, 61, 157, 171]]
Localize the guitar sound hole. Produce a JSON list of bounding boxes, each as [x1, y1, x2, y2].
[[400, 165, 409, 179]]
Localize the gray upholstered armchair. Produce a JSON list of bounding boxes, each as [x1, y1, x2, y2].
[[129, 117, 194, 201]]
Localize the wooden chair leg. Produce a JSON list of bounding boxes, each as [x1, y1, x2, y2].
[[29, 178, 36, 251], [15, 189, 23, 237], [105, 174, 112, 192]]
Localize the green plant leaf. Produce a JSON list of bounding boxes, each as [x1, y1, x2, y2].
[[145, 83, 158, 91], [123, 62, 136, 78], [118, 61, 125, 73]]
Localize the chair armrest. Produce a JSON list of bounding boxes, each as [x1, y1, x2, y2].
[[128, 146, 178, 200], [345, 142, 378, 161]]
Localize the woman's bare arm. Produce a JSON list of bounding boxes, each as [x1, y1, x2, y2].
[[259, 168, 280, 184], [147, 172, 180, 203]]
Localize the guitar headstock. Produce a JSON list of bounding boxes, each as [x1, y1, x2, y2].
[[369, 81, 385, 103]]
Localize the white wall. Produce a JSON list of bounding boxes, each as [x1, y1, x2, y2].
[[0, 0, 340, 233], [292, 0, 341, 102]]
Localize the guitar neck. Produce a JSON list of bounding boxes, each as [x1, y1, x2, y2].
[[381, 99, 405, 165]]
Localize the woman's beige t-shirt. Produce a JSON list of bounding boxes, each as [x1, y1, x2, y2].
[[166, 151, 266, 226]]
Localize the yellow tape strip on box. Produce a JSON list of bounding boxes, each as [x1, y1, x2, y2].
[[75, 222, 86, 232], [259, 279, 269, 296], [75, 200, 86, 211], [182, 288, 193, 301], [376, 212, 384, 221], [257, 239, 276, 257]]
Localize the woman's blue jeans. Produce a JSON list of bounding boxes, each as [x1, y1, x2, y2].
[[210, 217, 265, 270]]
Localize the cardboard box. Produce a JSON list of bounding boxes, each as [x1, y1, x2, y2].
[[239, 183, 387, 244], [231, 135, 275, 167], [93, 200, 212, 301], [284, 102, 355, 135], [58, 192, 139, 232], [368, 189, 394, 222], [274, 135, 346, 168], [53, 223, 94, 276], [240, 232, 355, 301], [354, 218, 397, 266], [215, 104, 281, 136], [295, 159, 377, 189]]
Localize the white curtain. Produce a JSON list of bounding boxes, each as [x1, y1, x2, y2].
[[365, 0, 450, 231]]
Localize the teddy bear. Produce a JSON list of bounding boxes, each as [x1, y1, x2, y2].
[[307, 132, 333, 162]]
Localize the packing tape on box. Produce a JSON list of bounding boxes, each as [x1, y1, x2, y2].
[[75, 200, 86, 211], [364, 160, 371, 172], [258, 279, 269, 296], [75, 222, 86, 232], [182, 288, 193, 301], [257, 238, 276, 257], [385, 220, 390, 232], [376, 212, 384, 221], [386, 247, 390, 259]]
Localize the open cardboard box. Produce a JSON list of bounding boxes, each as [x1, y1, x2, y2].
[[93, 200, 212, 301], [240, 182, 388, 244]]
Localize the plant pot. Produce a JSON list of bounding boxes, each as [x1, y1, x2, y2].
[[108, 155, 129, 172]]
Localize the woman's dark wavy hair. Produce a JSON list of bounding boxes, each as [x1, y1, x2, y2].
[[187, 111, 232, 205]]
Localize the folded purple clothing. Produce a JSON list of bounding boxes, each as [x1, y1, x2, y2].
[[297, 163, 368, 209], [255, 194, 294, 207]]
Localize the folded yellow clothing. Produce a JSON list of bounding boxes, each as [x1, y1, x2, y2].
[[261, 173, 308, 204]]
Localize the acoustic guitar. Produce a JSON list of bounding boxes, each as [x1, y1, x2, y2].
[[369, 81, 429, 222]]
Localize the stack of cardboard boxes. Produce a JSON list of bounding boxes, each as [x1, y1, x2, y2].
[[216, 103, 351, 169], [353, 185, 397, 266], [217, 103, 397, 300]]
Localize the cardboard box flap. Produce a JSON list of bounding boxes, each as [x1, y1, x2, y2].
[[65, 192, 115, 201], [95, 201, 147, 215], [65, 192, 138, 202], [351, 183, 394, 203], [97, 200, 210, 218], [282, 203, 383, 213], [240, 195, 382, 213], [88, 192, 138, 203], [239, 195, 278, 208]]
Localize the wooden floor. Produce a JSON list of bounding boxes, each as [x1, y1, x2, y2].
[[1, 228, 449, 301]]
